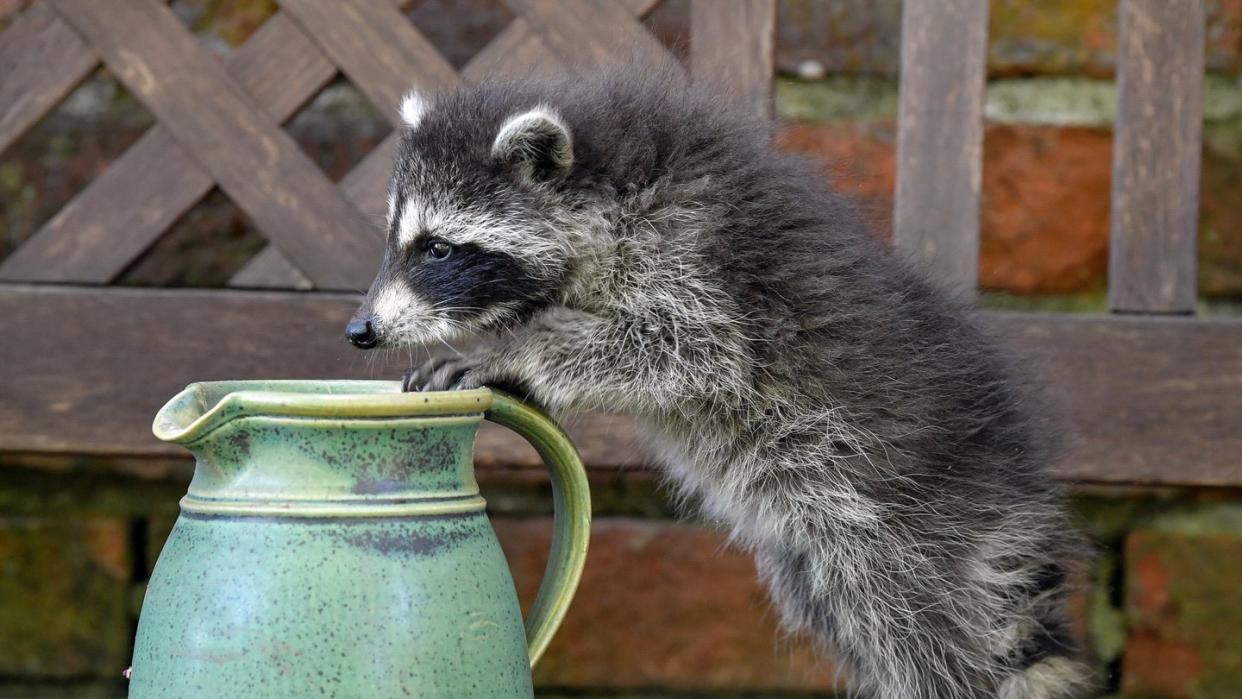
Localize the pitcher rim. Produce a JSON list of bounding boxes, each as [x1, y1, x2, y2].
[[153, 380, 493, 445]]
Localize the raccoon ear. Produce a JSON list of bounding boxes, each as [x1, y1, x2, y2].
[[400, 91, 428, 130], [491, 106, 573, 181]]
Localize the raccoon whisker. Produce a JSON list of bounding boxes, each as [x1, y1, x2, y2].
[[433, 335, 465, 358]]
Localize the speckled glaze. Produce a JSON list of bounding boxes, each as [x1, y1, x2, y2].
[[131, 380, 590, 699]]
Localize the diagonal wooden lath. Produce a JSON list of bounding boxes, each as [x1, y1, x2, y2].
[[38, 0, 382, 290], [506, 0, 682, 77], [1, 0, 456, 288], [1, 0, 769, 290], [279, 0, 460, 119], [0, 11, 342, 285], [0, 3, 98, 155], [0, 0, 650, 288]]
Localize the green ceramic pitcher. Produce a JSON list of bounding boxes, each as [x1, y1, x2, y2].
[[131, 380, 590, 698]]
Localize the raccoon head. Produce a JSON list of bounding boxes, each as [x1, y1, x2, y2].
[[347, 91, 582, 350]]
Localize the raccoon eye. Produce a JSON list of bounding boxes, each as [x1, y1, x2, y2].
[[425, 238, 453, 261]]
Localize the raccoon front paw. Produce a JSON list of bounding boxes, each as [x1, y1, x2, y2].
[[402, 355, 487, 393]]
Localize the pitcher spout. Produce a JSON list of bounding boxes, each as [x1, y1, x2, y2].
[[153, 380, 494, 445], [152, 382, 239, 445]]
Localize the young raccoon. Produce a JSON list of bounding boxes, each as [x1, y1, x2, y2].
[[345, 73, 1091, 699]]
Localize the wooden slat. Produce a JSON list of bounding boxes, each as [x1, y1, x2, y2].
[[229, 12, 341, 121], [893, 0, 989, 298], [689, 0, 775, 120], [988, 313, 1242, 487], [0, 127, 213, 282], [338, 131, 400, 219], [2, 0, 660, 287], [506, 0, 683, 77], [229, 129, 398, 287], [0, 12, 340, 284], [2, 286, 1240, 487], [0, 285, 640, 469], [280, 0, 460, 122], [462, 0, 657, 81], [0, 13, 340, 284], [1107, 0, 1205, 314], [0, 2, 97, 154], [48, 0, 380, 290], [460, 15, 571, 81], [229, 246, 314, 289]]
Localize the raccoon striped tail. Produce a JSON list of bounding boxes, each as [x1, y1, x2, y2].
[[998, 568, 1094, 699], [998, 655, 1092, 699]]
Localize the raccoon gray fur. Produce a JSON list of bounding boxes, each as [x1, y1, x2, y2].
[[346, 72, 1092, 699]]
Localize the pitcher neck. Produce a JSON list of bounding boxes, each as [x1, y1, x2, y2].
[[182, 414, 485, 518]]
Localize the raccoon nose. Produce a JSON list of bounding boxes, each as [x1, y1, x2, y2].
[[345, 318, 378, 349]]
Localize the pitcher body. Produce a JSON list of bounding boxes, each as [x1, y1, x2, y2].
[[133, 510, 530, 697], [131, 381, 589, 699]]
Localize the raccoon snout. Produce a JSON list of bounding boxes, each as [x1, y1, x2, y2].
[[345, 317, 378, 349]]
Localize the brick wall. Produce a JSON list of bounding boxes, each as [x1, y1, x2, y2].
[[4, 461, 1242, 698], [2, 1, 1241, 698]]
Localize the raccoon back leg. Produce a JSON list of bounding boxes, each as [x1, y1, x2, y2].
[[758, 538, 1092, 699], [757, 538, 1003, 699]]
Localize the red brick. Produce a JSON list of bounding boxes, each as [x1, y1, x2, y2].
[[778, 120, 897, 244], [0, 516, 132, 677], [779, 121, 1113, 295], [1123, 630, 1205, 699], [495, 518, 841, 693], [1121, 511, 1242, 697], [979, 124, 1112, 294]]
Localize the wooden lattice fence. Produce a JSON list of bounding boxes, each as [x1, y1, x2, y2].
[[0, 0, 1239, 487]]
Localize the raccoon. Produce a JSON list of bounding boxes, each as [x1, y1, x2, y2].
[[345, 73, 1092, 699]]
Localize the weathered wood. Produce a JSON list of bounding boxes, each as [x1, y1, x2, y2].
[[0, 2, 98, 154], [987, 312, 1242, 487], [1108, 0, 1205, 314], [0, 285, 643, 470], [229, 247, 314, 289], [893, 0, 989, 298], [0, 11, 341, 284], [280, 0, 460, 123], [464, 0, 655, 82], [2, 0, 1228, 496], [48, 0, 380, 290], [506, 0, 681, 77], [460, 15, 571, 81], [224, 10, 341, 120], [339, 130, 400, 220], [2, 286, 1241, 487], [0, 127, 213, 282], [2, 0, 675, 286], [230, 130, 399, 288], [690, 0, 776, 120]]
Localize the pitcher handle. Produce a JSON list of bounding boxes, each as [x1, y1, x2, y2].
[[484, 390, 591, 668]]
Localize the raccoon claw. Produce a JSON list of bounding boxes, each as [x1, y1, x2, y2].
[[402, 356, 483, 393]]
